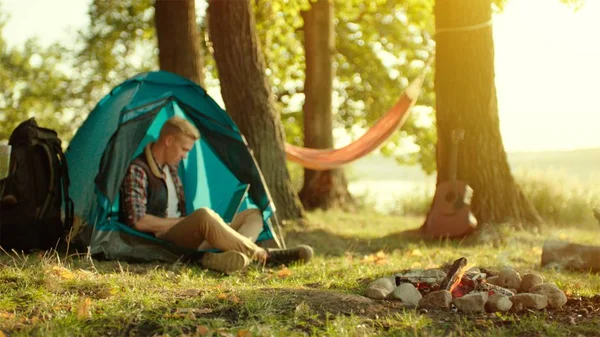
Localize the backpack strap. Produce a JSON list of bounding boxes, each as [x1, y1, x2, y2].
[[56, 145, 74, 233], [32, 140, 56, 221]]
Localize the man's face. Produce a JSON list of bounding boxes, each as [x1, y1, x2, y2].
[[165, 134, 195, 165]]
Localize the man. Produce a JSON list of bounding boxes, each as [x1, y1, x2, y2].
[[120, 116, 312, 273]]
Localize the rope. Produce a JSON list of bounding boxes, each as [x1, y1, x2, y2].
[[435, 19, 493, 35]]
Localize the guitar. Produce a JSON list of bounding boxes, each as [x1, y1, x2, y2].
[[424, 128, 477, 238]]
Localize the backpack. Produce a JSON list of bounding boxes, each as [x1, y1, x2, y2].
[[0, 118, 74, 252]]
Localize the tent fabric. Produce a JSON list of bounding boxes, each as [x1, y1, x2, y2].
[[66, 71, 282, 262], [284, 61, 429, 171]]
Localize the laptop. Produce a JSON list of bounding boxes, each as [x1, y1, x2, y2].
[[223, 183, 250, 223]]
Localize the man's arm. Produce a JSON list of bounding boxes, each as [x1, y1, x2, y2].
[[122, 163, 184, 236], [134, 215, 181, 237]]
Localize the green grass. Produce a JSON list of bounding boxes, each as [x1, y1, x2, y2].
[[2, 210, 600, 336]]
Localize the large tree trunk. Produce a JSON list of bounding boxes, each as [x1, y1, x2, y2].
[[206, 0, 304, 220], [434, 0, 541, 225], [298, 0, 353, 210], [154, 0, 205, 86]]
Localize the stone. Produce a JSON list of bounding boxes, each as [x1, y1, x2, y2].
[[452, 292, 488, 313], [497, 268, 522, 290], [387, 283, 422, 307], [529, 283, 567, 308], [365, 277, 396, 300], [510, 293, 548, 310], [520, 274, 544, 292], [485, 294, 513, 312], [542, 240, 600, 272], [418, 290, 452, 309]]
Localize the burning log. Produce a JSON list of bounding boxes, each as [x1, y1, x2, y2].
[[440, 257, 468, 291], [477, 281, 515, 297]]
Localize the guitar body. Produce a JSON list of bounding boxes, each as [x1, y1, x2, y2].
[[425, 180, 477, 238]]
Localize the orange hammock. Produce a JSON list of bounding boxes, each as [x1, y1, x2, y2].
[[285, 67, 428, 171]]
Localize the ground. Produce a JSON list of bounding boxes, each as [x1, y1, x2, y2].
[[1, 210, 600, 336]]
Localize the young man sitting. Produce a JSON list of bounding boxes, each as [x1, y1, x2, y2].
[[119, 116, 312, 273]]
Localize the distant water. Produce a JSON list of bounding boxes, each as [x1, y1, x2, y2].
[[346, 148, 600, 212]]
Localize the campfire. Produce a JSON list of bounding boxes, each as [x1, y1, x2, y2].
[[365, 257, 567, 313]]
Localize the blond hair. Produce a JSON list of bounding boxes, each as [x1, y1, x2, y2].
[[160, 116, 200, 140]]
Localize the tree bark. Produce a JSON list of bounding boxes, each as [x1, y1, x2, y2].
[[298, 0, 353, 210], [154, 0, 205, 87], [433, 0, 541, 225], [207, 0, 304, 220]]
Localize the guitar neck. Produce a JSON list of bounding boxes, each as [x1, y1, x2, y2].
[[449, 129, 464, 183], [449, 141, 458, 182]]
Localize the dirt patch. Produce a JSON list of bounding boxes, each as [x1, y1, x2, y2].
[[254, 288, 405, 318], [252, 288, 600, 323]]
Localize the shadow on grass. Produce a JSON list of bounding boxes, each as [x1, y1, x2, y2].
[[283, 225, 491, 257]]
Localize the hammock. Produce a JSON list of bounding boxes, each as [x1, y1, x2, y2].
[[285, 65, 429, 171]]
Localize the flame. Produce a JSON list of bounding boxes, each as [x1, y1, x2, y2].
[[448, 262, 476, 294]]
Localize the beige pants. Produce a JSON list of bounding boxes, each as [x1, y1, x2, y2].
[[157, 208, 264, 258]]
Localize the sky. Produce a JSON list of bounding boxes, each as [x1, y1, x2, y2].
[[2, 0, 599, 152]]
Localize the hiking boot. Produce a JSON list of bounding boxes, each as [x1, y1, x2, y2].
[[266, 245, 314, 266], [201, 250, 250, 274]]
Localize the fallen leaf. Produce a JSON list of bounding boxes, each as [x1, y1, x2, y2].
[[76, 269, 95, 277], [531, 247, 542, 255], [227, 294, 240, 304], [410, 249, 423, 257], [237, 330, 252, 337], [362, 251, 388, 265], [276, 268, 293, 278], [47, 266, 75, 280], [217, 293, 228, 300], [76, 297, 92, 319], [196, 325, 211, 336], [0, 330, 7, 337], [375, 258, 388, 265], [0, 312, 14, 320]]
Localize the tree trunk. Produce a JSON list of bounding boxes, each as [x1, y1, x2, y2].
[[298, 0, 353, 210], [206, 0, 304, 220], [433, 0, 541, 225], [154, 0, 205, 87]]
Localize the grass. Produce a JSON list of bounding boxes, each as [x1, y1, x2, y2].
[[2, 210, 600, 337]]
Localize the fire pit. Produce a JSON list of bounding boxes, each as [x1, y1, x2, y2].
[[365, 257, 567, 313]]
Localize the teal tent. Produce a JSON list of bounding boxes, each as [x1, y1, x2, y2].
[[66, 71, 284, 262]]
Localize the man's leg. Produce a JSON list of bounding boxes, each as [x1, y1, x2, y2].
[[157, 207, 264, 259], [220, 209, 263, 241], [196, 209, 266, 261]]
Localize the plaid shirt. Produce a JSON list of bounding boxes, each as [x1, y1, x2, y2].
[[120, 161, 187, 227]]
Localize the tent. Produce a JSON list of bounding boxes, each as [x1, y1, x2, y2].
[[65, 71, 283, 262]]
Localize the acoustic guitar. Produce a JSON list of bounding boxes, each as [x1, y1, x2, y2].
[[425, 128, 477, 238]]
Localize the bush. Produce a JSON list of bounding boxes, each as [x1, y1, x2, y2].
[[514, 168, 598, 226]]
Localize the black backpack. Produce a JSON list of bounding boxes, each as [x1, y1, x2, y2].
[[0, 118, 74, 252]]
